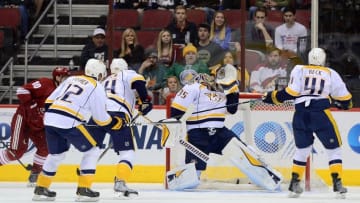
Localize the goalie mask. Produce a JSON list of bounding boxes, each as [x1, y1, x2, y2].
[[194, 73, 217, 91]]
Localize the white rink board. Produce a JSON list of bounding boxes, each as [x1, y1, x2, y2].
[[0, 105, 360, 170]]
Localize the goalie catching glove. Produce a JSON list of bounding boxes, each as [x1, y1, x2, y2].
[[214, 64, 239, 95], [138, 95, 153, 115]]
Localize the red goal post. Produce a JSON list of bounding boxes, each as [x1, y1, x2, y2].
[[164, 92, 317, 190]]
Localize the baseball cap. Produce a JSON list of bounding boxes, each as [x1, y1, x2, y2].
[[93, 28, 106, 36]]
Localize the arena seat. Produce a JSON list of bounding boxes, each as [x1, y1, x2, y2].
[[0, 8, 21, 32], [136, 30, 158, 49], [244, 49, 266, 73], [141, 10, 173, 30], [186, 9, 207, 26], [222, 9, 243, 30], [267, 10, 283, 24], [0, 8, 21, 46], [113, 9, 140, 30], [0, 30, 4, 48], [295, 10, 311, 29], [112, 30, 123, 51]]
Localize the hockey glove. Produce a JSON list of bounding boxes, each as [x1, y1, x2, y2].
[[215, 64, 239, 95], [333, 99, 353, 110], [262, 91, 281, 105], [138, 96, 153, 115]]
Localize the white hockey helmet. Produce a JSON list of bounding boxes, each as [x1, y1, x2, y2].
[[84, 58, 107, 81], [110, 58, 128, 74], [308, 47, 326, 66]]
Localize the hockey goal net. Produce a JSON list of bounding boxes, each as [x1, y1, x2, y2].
[[165, 93, 325, 191]]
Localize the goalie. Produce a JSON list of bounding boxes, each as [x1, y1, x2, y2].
[[167, 65, 282, 191]]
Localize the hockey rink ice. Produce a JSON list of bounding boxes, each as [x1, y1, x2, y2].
[[0, 182, 359, 203]]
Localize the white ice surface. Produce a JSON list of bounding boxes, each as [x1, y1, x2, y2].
[[0, 182, 359, 203]]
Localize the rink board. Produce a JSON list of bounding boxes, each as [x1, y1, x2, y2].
[[0, 105, 360, 185]]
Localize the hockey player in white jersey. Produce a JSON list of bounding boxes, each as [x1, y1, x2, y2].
[[32, 59, 123, 202], [263, 48, 352, 198], [168, 64, 283, 191], [101, 58, 153, 198]]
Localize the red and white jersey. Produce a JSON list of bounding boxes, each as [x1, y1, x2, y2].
[[250, 66, 287, 93], [16, 78, 56, 108], [44, 75, 112, 129], [171, 82, 227, 130], [286, 65, 352, 104], [103, 70, 146, 117]]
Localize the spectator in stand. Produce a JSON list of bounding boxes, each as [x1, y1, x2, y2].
[[245, 7, 274, 53], [274, 7, 307, 54], [117, 28, 145, 72], [209, 11, 232, 51], [31, 0, 45, 20], [166, 5, 198, 46], [187, 0, 219, 24], [249, 46, 288, 93], [165, 43, 209, 83], [138, 50, 167, 104], [158, 0, 188, 10], [196, 23, 225, 68], [249, 0, 290, 20], [221, 0, 241, 9], [80, 27, 108, 70], [156, 29, 176, 67], [113, 0, 140, 9], [161, 75, 181, 104]]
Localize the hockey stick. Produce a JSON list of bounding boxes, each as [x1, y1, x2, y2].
[[0, 140, 33, 171], [76, 113, 140, 175], [189, 99, 259, 115]]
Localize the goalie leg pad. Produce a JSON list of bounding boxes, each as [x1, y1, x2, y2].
[[166, 163, 200, 190], [222, 139, 283, 191]]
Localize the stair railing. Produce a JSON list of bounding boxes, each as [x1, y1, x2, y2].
[[24, 0, 73, 83], [0, 57, 14, 103]]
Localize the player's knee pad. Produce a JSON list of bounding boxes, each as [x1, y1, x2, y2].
[[42, 152, 66, 172], [80, 147, 101, 170], [293, 146, 312, 162], [326, 147, 342, 161], [117, 150, 135, 164]]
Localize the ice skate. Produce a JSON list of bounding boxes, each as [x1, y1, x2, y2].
[[32, 186, 56, 201], [288, 173, 303, 198], [75, 187, 100, 202], [27, 172, 39, 187], [114, 177, 138, 199], [331, 173, 347, 199]]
